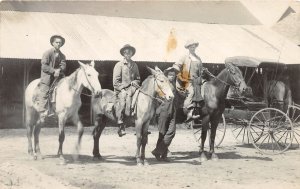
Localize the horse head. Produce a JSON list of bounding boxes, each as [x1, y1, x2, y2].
[[146, 66, 174, 101], [78, 60, 102, 95], [225, 62, 247, 94]]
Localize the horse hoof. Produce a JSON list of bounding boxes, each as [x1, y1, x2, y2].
[[72, 154, 79, 162], [211, 153, 219, 161], [200, 154, 208, 162], [143, 159, 150, 166], [93, 156, 104, 161], [59, 159, 67, 165], [35, 153, 44, 160], [33, 155, 38, 160]]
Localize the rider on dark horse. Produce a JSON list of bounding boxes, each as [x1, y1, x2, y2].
[[173, 39, 206, 122], [36, 35, 66, 122], [113, 44, 141, 137]]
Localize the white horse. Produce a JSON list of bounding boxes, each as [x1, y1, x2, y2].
[[25, 61, 101, 164]]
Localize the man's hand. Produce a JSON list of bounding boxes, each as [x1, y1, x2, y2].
[[202, 67, 208, 73], [54, 69, 61, 77]]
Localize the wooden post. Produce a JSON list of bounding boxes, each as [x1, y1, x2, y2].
[[22, 61, 26, 127]]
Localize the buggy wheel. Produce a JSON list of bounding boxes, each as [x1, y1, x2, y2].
[[286, 105, 300, 148], [191, 114, 226, 148], [231, 119, 250, 144], [248, 108, 293, 155]]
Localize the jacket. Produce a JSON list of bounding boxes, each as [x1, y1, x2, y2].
[[174, 53, 203, 82], [113, 59, 141, 92], [40, 48, 66, 86]]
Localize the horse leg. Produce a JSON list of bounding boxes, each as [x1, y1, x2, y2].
[[141, 121, 150, 166], [33, 120, 44, 160], [199, 115, 209, 162], [135, 120, 143, 166], [209, 118, 219, 161], [71, 114, 84, 161], [92, 115, 106, 161], [57, 113, 67, 164], [26, 108, 35, 159]]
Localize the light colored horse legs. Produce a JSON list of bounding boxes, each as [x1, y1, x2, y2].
[[26, 108, 36, 158], [92, 115, 106, 160], [72, 113, 84, 161], [26, 107, 44, 160], [33, 119, 43, 159], [135, 118, 150, 166], [141, 120, 150, 166], [57, 112, 67, 163], [135, 119, 144, 166]]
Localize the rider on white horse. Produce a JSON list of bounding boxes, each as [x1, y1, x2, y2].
[[35, 35, 66, 120]]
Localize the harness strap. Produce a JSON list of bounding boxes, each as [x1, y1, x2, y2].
[[139, 89, 165, 103]]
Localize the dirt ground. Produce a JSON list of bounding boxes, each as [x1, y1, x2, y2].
[[0, 125, 299, 189]]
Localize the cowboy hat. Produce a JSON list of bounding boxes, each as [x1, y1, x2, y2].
[[163, 66, 179, 76], [184, 39, 199, 49], [120, 44, 136, 56], [50, 35, 65, 46]]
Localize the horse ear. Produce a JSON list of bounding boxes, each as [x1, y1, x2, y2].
[[225, 62, 235, 74], [154, 66, 163, 73], [89, 60, 95, 67], [78, 61, 86, 68], [146, 66, 156, 75]]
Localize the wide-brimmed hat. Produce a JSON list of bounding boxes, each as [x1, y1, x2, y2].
[[120, 44, 136, 56], [164, 66, 179, 76], [50, 35, 65, 46], [184, 39, 199, 49]]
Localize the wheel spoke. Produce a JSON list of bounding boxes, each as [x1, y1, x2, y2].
[[257, 133, 270, 148]]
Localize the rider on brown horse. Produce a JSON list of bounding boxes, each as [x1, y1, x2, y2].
[[113, 44, 141, 137], [35, 35, 66, 121], [173, 39, 206, 122]]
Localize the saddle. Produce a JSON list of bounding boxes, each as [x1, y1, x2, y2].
[[105, 87, 140, 118], [32, 80, 60, 115]]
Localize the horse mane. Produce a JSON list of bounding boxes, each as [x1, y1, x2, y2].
[[66, 68, 80, 90], [140, 75, 154, 92]]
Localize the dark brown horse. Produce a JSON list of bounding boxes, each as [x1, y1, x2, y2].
[[91, 66, 174, 166], [196, 62, 247, 161]]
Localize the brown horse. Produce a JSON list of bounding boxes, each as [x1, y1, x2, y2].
[[92, 66, 174, 166], [196, 62, 247, 161], [25, 61, 102, 164]]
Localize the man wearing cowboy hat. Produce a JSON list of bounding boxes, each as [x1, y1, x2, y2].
[[173, 39, 205, 122], [36, 35, 66, 119], [152, 66, 178, 162], [113, 44, 140, 137]]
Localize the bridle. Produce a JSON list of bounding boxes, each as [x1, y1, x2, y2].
[[139, 75, 168, 103], [205, 68, 241, 89], [71, 67, 98, 97]]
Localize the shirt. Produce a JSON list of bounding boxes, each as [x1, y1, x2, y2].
[[113, 59, 141, 91]]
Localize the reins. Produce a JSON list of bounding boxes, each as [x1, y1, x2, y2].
[[138, 76, 166, 104], [70, 67, 98, 97], [205, 69, 239, 89]]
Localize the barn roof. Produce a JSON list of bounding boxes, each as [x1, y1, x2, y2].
[[0, 1, 260, 25], [1, 11, 300, 64]]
